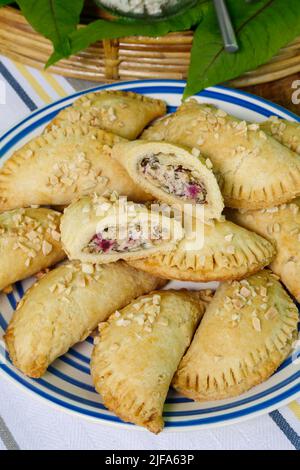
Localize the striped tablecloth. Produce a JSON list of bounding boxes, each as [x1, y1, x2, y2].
[[0, 55, 299, 450]]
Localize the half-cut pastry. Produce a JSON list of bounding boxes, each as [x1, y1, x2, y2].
[[261, 116, 300, 154], [91, 289, 212, 433], [0, 126, 150, 212], [4, 261, 166, 378], [129, 218, 275, 282], [142, 101, 300, 210], [61, 194, 184, 264], [112, 141, 224, 220], [48, 90, 166, 139], [0, 208, 65, 291], [228, 199, 300, 301], [173, 270, 299, 401]]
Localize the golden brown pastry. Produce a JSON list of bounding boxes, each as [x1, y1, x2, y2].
[[4, 261, 166, 378], [227, 199, 300, 301], [91, 289, 212, 434], [112, 140, 224, 220], [142, 101, 300, 210], [0, 207, 65, 291], [48, 90, 166, 139], [129, 218, 275, 282], [61, 194, 184, 264], [261, 116, 300, 154], [0, 126, 150, 212], [173, 270, 299, 401]]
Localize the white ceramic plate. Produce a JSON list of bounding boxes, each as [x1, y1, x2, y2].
[[0, 80, 299, 431]]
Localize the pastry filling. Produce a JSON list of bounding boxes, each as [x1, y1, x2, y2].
[[139, 154, 207, 203], [84, 223, 163, 254]]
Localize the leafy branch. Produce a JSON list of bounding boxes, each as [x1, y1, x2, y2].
[[184, 0, 300, 97], [2, 0, 300, 97]]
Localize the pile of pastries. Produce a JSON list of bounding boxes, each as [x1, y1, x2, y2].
[[1, 90, 299, 434]]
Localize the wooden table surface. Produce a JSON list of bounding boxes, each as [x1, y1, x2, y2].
[[242, 73, 300, 117]]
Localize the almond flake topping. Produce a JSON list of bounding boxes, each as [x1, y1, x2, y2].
[[205, 158, 213, 169], [192, 147, 200, 157], [42, 240, 53, 256], [224, 233, 233, 242], [240, 286, 251, 297], [248, 123, 259, 131], [264, 306, 278, 320], [252, 317, 261, 332], [81, 263, 94, 274]]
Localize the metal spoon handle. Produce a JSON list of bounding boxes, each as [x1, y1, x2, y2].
[[213, 0, 239, 53]]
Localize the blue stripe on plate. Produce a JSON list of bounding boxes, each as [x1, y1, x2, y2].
[[15, 282, 24, 299], [1, 82, 300, 157], [0, 338, 299, 416], [58, 356, 90, 375], [0, 110, 60, 158], [1, 302, 297, 398], [1, 80, 300, 428], [1, 362, 299, 428], [67, 348, 91, 365]]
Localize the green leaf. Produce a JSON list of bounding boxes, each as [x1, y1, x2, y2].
[[0, 0, 15, 6], [46, 1, 208, 67], [16, 0, 84, 56], [184, 0, 300, 98]]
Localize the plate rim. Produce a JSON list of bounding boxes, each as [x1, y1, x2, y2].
[[0, 79, 299, 432]]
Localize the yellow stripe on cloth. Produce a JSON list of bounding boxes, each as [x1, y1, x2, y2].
[[42, 73, 68, 98], [288, 401, 300, 420], [13, 62, 52, 104]]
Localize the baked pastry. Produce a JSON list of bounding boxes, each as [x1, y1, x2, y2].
[[48, 90, 166, 139], [0, 126, 150, 211], [261, 116, 300, 154], [142, 100, 300, 210], [4, 261, 166, 378], [91, 289, 212, 433], [61, 194, 184, 264], [0, 207, 65, 291], [112, 141, 224, 220], [173, 270, 299, 401], [129, 218, 275, 282], [227, 199, 300, 301]]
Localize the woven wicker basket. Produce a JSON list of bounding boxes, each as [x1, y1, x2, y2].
[[1, 5, 300, 86]]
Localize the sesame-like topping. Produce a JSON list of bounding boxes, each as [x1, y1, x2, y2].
[[205, 158, 213, 169], [252, 317, 261, 332], [42, 240, 53, 256], [216, 109, 227, 117], [259, 130, 267, 140], [192, 147, 201, 157], [116, 318, 131, 327], [248, 123, 259, 131], [264, 306, 278, 320], [81, 263, 94, 274], [224, 233, 233, 242], [240, 286, 251, 298], [196, 136, 204, 146], [226, 245, 235, 254]]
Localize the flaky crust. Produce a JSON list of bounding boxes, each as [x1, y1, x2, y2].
[[4, 261, 166, 378], [91, 289, 212, 433], [129, 218, 275, 282], [142, 101, 300, 210], [112, 140, 224, 220], [48, 90, 167, 139], [60, 194, 184, 264], [173, 270, 299, 401], [261, 116, 300, 154], [227, 199, 300, 302], [0, 126, 150, 211], [0, 208, 65, 290]]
